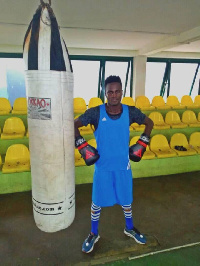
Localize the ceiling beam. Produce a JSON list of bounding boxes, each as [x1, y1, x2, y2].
[[139, 25, 200, 56]]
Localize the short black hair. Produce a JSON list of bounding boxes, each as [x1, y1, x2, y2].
[[105, 75, 122, 88]]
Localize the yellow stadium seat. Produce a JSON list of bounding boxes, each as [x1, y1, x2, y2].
[[189, 132, 200, 154], [88, 97, 103, 108], [149, 112, 170, 129], [166, 96, 186, 109], [74, 97, 87, 114], [181, 95, 199, 109], [12, 97, 27, 114], [121, 97, 135, 106], [170, 133, 197, 156], [130, 123, 145, 131], [130, 136, 156, 160], [79, 124, 94, 135], [0, 98, 12, 115], [74, 115, 94, 135], [150, 134, 177, 158], [88, 138, 97, 148], [152, 96, 171, 110], [0, 154, 2, 167], [198, 112, 200, 122], [194, 95, 200, 107], [135, 96, 155, 111], [1, 117, 26, 139], [26, 129, 29, 138], [74, 148, 86, 166], [165, 111, 187, 129], [181, 110, 200, 127], [2, 144, 30, 173]]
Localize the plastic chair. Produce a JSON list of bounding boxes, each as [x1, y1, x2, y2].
[[181, 95, 199, 109], [151, 96, 171, 110], [0, 154, 2, 167], [74, 148, 86, 166], [121, 97, 135, 106], [194, 95, 200, 107], [148, 112, 170, 129], [12, 97, 27, 114], [135, 96, 155, 111], [189, 132, 200, 154], [181, 110, 200, 127], [74, 98, 87, 114], [88, 138, 97, 148], [166, 96, 186, 109], [88, 97, 103, 108], [165, 111, 187, 129], [130, 123, 145, 131], [1, 117, 26, 139], [129, 136, 156, 160], [198, 112, 200, 122], [150, 134, 177, 158], [0, 98, 12, 115], [2, 144, 30, 173], [74, 115, 94, 135], [170, 133, 197, 156]]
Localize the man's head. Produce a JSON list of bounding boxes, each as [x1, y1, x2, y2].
[[105, 76, 122, 106]]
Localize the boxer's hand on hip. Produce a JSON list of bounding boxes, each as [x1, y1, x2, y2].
[[129, 133, 150, 162], [75, 136, 100, 166]]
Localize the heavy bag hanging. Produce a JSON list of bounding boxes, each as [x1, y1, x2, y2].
[[23, 1, 75, 232]]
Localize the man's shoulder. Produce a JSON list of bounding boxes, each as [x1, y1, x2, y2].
[[88, 105, 101, 112]]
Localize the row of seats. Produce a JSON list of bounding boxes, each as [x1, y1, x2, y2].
[[1, 110, 200, 139], [1, 132, 199, 173], [132, 110, 200, 131], [135, 95, 200, 110], [0, 97, 27, 115], [1, 95, 199, 116], [74, 95, 200, 113], [75, 132, 200, 166]]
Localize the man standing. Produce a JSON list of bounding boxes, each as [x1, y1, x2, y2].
[[74, 75, 154, 253]]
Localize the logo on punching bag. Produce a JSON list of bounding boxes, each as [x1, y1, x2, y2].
[[28, 97, 51, 120]]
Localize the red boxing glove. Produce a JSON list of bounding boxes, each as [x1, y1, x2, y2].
[[129, 133, 150, 162], [75, 136, 100, 166]]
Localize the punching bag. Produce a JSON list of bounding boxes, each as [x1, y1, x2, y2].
[[23, 1, 75, 232]]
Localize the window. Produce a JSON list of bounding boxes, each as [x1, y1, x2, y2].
[[105, 61, 131, 97], [0, 55, 133, 107], [71, 57, 133, 104], [0, 58, 26, 106], [170, 63, 199, 101], [145, 62, 166, 102], [71, 60, 100, 105]]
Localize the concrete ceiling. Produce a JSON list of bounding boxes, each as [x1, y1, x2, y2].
[[0, 0, 200, 56]]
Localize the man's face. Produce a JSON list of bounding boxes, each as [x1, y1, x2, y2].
[[105, 82, 122, 106]]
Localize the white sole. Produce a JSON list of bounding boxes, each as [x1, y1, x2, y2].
[[82, 235, 100, 253], [124, 229, 146, 245]]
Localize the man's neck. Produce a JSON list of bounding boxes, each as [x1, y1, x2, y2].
[[106, 103, 122, 115]]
